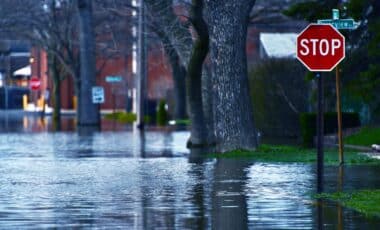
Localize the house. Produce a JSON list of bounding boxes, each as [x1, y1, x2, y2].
[[0, 40, 31, 109]]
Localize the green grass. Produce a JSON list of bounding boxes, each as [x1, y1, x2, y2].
[[207, 144, 380, 165], [345, 127, 380, 146], [316, 190, 380, 217], [174, 119, 190, 125], [104, 112, 137, 123]]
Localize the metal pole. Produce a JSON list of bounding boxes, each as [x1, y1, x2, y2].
[[135, 0, 147, 130], [317, 72, 324, 193], [336, 66, 344, 165]]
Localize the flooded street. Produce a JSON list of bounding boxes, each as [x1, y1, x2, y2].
[[0, 112, 380, 229]]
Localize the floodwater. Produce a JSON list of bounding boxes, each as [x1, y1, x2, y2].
[[0, 111, 380, 229]]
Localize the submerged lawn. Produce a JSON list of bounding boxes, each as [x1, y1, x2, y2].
[[345, 127, 380, 146], [208, 144, 380, 165], [317, 190, 380, 218]]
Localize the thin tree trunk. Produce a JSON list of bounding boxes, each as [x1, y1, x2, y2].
[[77, 0, 99, 126], [48, 53, 61, 124], [206, 0, 258, 152], [186, 0, 209, 147], [172, 58, 187, 120]]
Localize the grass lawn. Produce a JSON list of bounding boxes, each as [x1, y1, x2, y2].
[[345, 127, 380, 146], [316, 190, 380, 217], [104, 112, 136, 123], [208, 144, 380, 165]]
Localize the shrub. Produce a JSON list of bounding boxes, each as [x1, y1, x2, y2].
[[156, 99, 168, 126], [249, 58, 308, 137], [104, 112, 136, 123], [300, 112, 361, 147]]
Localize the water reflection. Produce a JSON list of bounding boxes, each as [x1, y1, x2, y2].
[[211, 159, 250, 230], [1, 112, 380, 228]]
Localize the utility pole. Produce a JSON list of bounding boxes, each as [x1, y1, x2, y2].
[[134, 0, 147, 130]]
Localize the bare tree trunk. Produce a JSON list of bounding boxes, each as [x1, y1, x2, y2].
[[48, 52, 61, 124], [149, 23, 188, 121], [77, 0, 100, 126], [206, 0, 258, 152], [170, 53, 187, 120], [186, 0, 209, 147]]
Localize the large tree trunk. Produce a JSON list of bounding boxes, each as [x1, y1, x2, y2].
[[77, 0, 100, 126], [48, 53, 61, 124], [202, 64, 215, 145], [206, 0, 258, 152], [186, 0, 209, 147]]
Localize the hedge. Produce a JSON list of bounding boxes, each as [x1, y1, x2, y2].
[[300, 112, 360, 147], [156, 99, 168, 126]]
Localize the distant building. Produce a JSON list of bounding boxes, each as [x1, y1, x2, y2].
[[0, 40, 31, 109], [259, 33, 298, 59]]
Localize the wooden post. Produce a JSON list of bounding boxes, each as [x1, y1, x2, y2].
[[336, 66, 344, 165]]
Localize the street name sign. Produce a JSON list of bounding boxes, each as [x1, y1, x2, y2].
[[296, 24, 345, 72], [106, 75, 123, 83], [317, 19, 359, 30], [92, 86, 105, 104]]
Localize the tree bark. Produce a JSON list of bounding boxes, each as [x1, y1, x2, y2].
[[202, 64, 215, 145], [206, 0, 258, 152], [77, 0, 100, 126], [186, 0, 209, 147]]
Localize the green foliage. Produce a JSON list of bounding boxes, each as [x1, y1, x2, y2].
[[175, 119, 190, 125], [345, 127, 380, 146], [316, 190, 380, 217], [207, 144, 380, 165], [104, 112, 137, 123], [249, 59, 307, 137], [300, 112, 360, 147], [346, 0, 367, 20], [284, 1, 339, 22], [156, 99, 168, 126], [144, 115, 152, 124]]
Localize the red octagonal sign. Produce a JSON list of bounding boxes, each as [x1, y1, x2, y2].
[[30, 77, 41, 91], [297, 24, 345, 72]]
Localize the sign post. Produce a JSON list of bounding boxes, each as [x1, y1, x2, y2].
[[106, 75, 123, 115], [317, 10, 359, 165], [316, 72, 324, 193], [297, 23, 345, 192]]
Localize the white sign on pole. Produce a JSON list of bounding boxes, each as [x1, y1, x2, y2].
[[92, 86, 105, 104]]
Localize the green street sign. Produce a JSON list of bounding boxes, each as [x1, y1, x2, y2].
[[106, 75, 123, 83], [317, 19, 358, 30]]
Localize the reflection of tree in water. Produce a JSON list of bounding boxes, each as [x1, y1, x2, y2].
[[211, 159, 251, 230], [161, 132, 173, 157], [73, 126, 99, 157], [139, 166, 176, 228], [185, 149, 209, 229]]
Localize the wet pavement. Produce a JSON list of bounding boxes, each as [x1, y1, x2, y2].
[[0, 111, 380, 229]]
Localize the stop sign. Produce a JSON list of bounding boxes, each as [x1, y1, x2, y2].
[[30, 77, 41, 91], [297, 24, 345, 72]]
